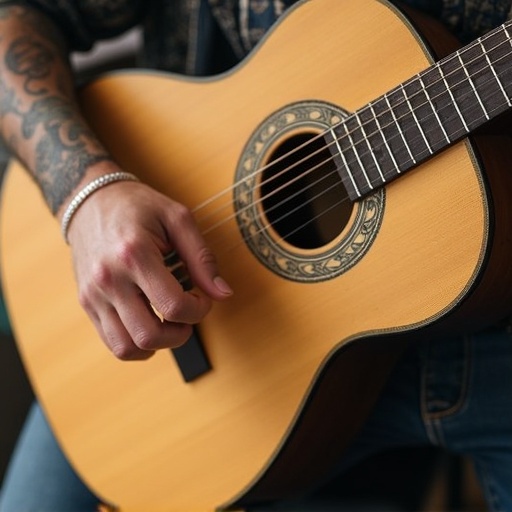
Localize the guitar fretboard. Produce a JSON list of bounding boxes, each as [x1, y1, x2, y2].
[[328, 21, 512, 200]]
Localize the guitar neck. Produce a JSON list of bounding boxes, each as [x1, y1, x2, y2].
[[330, 20, 512, 200]]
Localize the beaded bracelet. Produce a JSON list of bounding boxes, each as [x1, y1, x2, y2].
[[61, 172, 140, 243]]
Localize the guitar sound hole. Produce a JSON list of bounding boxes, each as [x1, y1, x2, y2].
[[261, 132, 352, 249]]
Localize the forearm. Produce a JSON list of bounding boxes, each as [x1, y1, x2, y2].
[[0, 5, 115, 218], [0, 6, 231, 360]]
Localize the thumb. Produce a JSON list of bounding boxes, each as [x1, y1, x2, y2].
[[163, 206, 233, 300], [165, 245, 233, 300]]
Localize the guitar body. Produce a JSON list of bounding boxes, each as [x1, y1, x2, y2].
[[3, 0, 512, 510]]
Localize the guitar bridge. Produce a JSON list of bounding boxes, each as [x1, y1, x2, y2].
[[164, 252, 211, 382]]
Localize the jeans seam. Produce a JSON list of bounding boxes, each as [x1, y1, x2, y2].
[[421, 336, 472, 446], [423, 335, 472, 421], [421, 359, 440, 445]]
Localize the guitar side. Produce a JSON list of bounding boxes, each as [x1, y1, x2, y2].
[[3, 0, 512, 510]]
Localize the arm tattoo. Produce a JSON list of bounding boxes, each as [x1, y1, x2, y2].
[[0, 6, 112, 214], [24, 96, 111, 214], [6, 35, 54, 95], [0, 67, 20, 118]]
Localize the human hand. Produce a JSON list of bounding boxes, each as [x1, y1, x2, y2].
[[65, 178, 233, 361]]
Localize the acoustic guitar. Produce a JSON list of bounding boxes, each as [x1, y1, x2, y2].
[[3, 0, 512, 510]]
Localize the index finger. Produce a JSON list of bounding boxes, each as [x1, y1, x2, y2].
[[135, 248, 213, 325]]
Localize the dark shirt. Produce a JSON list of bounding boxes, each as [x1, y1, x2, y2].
[[1, 0, 511, 73]]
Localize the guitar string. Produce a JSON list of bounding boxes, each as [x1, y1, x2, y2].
[[192, 24, 512, 231], [169, 99, 505, 284], [169, 30, 512, 279], [328, 24, 512, 188], [165, 27, 512, 280], [199, 156, 335, 236], [192, 29, 512, 234]]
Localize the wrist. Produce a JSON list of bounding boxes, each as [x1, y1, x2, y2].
[[60, 171, 140, 244]]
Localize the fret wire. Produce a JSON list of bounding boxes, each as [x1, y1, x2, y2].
[[343, 118, 373, 190], [480, 41, 511, 106], [350, 23, 512, 154], [329, 127, 361, 197], [327, 24, 512, 201], [399, 83, 433, 155], [354, 111, 385, 184], [337, 28, 511, 176], [494, 25, 512, 106], [368, 101, 401, 174], [193, 23, 512, 228], [400, 79, 442, 153], [457, 41, 504, 113], [356, 106, 399, 182], [418, 75, 451, 144], [383, 92, 416, 164], [352, 38, 506, 182], [437, 63, 469, 132], [456, 49, 490, 120]]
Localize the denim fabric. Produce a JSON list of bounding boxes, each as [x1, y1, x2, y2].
[[1, 327, 511, 511], [334, 327, 512, 512], [0, 404, 100, 512]]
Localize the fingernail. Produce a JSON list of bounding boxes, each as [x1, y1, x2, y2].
[[214, 276, 233, 296]]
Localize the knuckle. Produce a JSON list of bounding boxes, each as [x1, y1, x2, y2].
[[111, 340, 152, 361], [172, 202, 192, 223], [104, 328, 142, 361], [90, 261, 115, 291], [157, 293, 211, 324], [111, 342, 138, 361], [77, 272, 107, 311], [114, 237, 142, 270], [158, 298, 185, 322], [132, 324, 192, 351], [77, 288, 93, 311], [133, 330, 157, 352], [80, 239, 142, 300], [197, 246, 217, 267]]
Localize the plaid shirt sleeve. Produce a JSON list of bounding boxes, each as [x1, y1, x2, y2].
[[399, 0, 512, 43], [0, 0, 148, 51]]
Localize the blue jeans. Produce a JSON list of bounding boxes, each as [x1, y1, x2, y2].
[[2, 326, 512, 512], [0, 402, 100, 512], [339, 325, 512, 511]]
